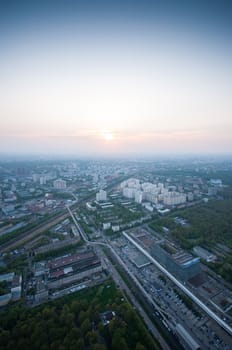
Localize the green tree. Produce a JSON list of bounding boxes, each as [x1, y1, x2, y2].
[[91, 344, 106, 350], [81, 318, 91, 335], [135, 343, 146, 350]]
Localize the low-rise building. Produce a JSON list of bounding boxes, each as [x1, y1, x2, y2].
[[47, 250, 102, 290], [193, 246, 216, 262], [103, 222, 111, 230], [0, 272, 22, 306]]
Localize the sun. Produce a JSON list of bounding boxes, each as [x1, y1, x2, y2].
[[102, 131, 114, 141]]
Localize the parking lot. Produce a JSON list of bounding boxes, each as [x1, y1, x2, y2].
[[112, 236, 232, 350]]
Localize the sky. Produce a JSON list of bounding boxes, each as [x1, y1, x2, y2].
[[0, 0, 232, 157]]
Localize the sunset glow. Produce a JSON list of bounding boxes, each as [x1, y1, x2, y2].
[[101, 132, 115, 142], [0, 0, 231, 156]]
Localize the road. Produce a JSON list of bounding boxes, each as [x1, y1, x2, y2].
[[122, 231, 232, 337], [67, 206, 171, 350], [0, 175, 131, 254], [100, 248, 170, 350]]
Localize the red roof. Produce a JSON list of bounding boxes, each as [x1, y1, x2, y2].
[[50, 269, 64, 278], [49, 251, 95, 270]]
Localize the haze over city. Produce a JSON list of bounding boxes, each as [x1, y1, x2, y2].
[[0, 0, 232, 156]]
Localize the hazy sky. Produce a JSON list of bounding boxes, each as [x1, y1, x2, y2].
[[1, 0, 232, 156]]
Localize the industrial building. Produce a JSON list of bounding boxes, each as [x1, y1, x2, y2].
[[152, 241, 200, 282], [47, 250, 102, 289], [193, 246, 216, 262]]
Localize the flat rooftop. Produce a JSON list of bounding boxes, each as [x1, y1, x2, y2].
[[173, 252, 199, 266], [129, 255, 150, 268], [48, 251, 96, 270], [137, 235, 154, 249], [49, 257, 101, 279]]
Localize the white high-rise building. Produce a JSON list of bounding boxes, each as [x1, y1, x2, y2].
[[96, 189, 107, 202], [127, 178, 140, 189], [53, 179, 67, 189], [121, 178, 140, 190], [40, 176, 46, 185], [33, 174, 40, 182], [163, 192, 186, 206], [123, 187, 136, 199], [187, 192, 194, 201], [93, 174, 98, 183], [135, 190, 143, 204]]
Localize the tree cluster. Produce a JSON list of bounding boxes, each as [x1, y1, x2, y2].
[[0, 282, 158, 350]]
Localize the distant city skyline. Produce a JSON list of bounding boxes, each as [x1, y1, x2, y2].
[[0, 0, 232, 156]]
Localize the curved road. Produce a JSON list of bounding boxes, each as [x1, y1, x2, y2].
[[67, 206, 172, 350]]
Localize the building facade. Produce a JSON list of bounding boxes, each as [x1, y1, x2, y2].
[[152, 242, 200, 282]]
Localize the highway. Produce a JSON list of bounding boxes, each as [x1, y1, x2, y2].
[[104, 247, 184, 350], [100, 249, 169, 350], [67, 206, 174, 350], [122, 231, 232, 337]]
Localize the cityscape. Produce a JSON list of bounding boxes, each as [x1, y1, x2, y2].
[[0, 158, 232, 349], [0, 0, 232, 350]]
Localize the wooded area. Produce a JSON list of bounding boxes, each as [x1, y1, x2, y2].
[[0, 281, 159, 350], [150, 199, 232, 282]]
